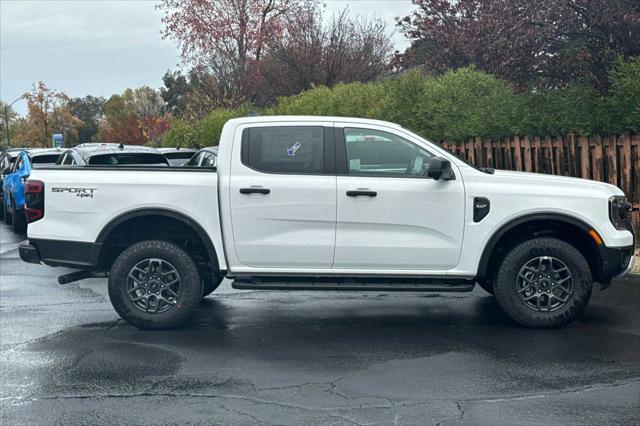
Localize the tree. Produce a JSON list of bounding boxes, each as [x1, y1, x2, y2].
[[1, 101, 18, 146], [396, 0, 640, 92], [257, 9, 392, 104], [68, 96, 106, 145], [161, 70, 190, 116], [158, 0, 319, 106], [22, 82, 83, 147], [98, 87, 172, 145]]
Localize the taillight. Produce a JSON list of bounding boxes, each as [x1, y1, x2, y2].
[[25, 179, 45, 223]]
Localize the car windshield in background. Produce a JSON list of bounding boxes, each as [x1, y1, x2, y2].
[[31, 155, 61, 168], [88, 153, 169, 166], [163, 152, 195, 166]]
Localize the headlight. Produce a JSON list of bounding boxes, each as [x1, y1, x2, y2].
[[609, 196, 631, 230]]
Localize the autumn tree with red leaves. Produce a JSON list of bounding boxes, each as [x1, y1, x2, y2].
[[396, 0, 640, 92], [158, 0, 318, 107]]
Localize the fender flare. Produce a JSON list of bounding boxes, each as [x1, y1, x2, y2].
[[95, 208, 220, 271], [476, 212, 599, 280]]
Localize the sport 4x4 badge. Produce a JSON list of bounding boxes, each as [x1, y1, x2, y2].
[[51, 187, 97, 198]]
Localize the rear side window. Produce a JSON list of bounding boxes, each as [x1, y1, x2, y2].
[[32, 154, 61, 167], [88, 153, 169, 166], [242, 126, 324, 174]]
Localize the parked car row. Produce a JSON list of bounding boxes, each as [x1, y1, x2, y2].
[[1, 143, 217, 233]]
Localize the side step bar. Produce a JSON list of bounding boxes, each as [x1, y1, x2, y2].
[[232, 276, 475, 292]]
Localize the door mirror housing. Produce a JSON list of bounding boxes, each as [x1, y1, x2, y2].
[[427, 157, 454, 180]]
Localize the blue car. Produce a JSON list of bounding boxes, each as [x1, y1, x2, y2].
[[2, 148, 62, 233]]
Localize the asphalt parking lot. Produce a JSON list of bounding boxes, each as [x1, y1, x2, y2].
[[1, 222, 639, 425]]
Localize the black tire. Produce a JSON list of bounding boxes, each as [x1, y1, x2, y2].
[[3, 199, 11, 225], [477, 279, 495, 295], [202, 273, 224, 298], [108, 240, 202, 330], [494, 237, 592, 328], [12, 206, 26, 234]]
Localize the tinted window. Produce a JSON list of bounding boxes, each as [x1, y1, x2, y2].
[[201, 152, 217, 167], [63, 154, 74, 165], [344, 128, 434, 177], [88, 153, 169, 166], [31, 154, 61, 167], [185, 152, 203, 167], [243, 126, 324, 174], [163, 152, 194, 166], [164, 152, 194, 160]]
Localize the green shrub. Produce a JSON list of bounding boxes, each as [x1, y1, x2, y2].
[[609, 56, 640, 133], [162, 105, 250, 148], [164, 58, 640, 145]]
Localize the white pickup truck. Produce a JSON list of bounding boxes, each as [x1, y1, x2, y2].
[[20, 116, 635, 329]]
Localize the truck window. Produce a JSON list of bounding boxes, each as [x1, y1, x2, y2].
[[31, 154, 62, 168], [88, 153, 169, 166], [185, 152, 203, 167], [343, 128, 434, 177], [164, 152, 194, 166], [242, 126, 324, 174]]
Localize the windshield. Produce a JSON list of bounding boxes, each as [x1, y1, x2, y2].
[[88, 153, 169, 166], [400, 126, 485, 171], [31, 154, 62, 168]]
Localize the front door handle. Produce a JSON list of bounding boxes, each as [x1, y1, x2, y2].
[[346, 190, 377, 197], [240, 187, 270, 195]]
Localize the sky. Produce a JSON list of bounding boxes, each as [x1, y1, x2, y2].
[[0, 0, 414, 116]]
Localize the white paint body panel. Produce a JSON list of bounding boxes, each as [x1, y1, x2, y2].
[[27, 168, 227, 270], [28, 116, 634, 278]]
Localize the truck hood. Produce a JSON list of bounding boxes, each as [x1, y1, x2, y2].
[[489, 169, 624, 196]]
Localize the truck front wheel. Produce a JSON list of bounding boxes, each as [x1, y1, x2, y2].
[[494, 237, 592, 328], [108, 240, 203, 329]]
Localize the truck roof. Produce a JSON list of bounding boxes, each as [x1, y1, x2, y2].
[[71, 144, 162, 161], [225, 115, 405, 129], [28, 148, 65, 157]]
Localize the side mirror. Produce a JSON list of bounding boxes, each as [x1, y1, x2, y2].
[[427, 157, 454, 180]]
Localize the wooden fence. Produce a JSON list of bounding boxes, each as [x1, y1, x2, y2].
[[441, 134, 640, 234]]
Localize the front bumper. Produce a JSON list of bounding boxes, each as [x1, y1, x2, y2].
[[598, 218, 636, 285], [599, 245, 635, 282]]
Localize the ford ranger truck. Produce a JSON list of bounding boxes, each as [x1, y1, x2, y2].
[[19, 116, 636, 329]]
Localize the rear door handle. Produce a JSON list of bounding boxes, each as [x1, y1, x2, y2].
[[346, 190, 377, 197], [240, 187, 270, 195]]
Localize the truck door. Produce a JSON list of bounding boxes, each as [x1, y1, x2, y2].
[[333, 124, 465, 271], [228, 122, 337, 269]]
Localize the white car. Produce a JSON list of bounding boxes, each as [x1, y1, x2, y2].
[[19, 116, 635, 329]]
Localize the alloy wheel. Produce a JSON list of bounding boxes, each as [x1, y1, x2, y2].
[[516, 256, 574, 312], [126, 258, 182, 314]]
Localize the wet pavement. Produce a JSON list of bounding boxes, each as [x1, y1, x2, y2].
[[1, 222, 639, 425]]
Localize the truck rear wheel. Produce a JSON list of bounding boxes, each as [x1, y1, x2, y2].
[[494, 237, 592, 328], [12, 204, 26, 234], [108, 240, 202, 330], [3, 199, 12, 225]]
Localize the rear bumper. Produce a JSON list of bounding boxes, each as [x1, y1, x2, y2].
[[19, 239, 102, 269]]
